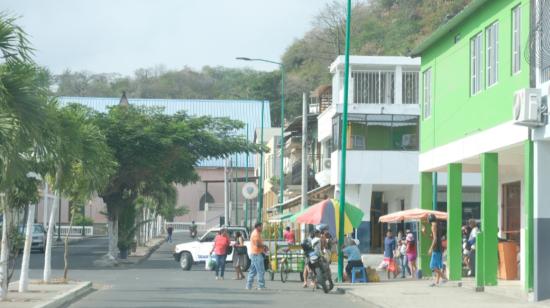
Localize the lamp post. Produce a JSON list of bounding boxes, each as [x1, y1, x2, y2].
[[337, 0, 352, 283], [236, 57, 285, 216]]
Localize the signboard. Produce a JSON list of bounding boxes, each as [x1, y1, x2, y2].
[[242, 182, 258, 200]]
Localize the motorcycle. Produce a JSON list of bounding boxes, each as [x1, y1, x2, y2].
[[302, 240, 334, 293], [190, 226, 197, 239]]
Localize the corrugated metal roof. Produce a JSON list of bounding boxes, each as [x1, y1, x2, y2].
[[58, 96, 271, 168]]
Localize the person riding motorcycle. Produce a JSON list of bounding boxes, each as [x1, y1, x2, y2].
[[301, 224, 333, 292], [189, 221, 198, 238]]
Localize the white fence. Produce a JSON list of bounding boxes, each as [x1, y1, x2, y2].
[[53, 225, 94, 237]]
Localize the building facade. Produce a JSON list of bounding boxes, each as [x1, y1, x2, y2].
[[412, 0, 539, 297]]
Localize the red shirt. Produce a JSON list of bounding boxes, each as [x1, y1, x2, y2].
[[213, 234, 230, 255], [283, 230, 295, 244]]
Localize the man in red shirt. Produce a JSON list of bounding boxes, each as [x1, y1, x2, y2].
[[210, 227, 230, 280], [283, 226, 295, 244]]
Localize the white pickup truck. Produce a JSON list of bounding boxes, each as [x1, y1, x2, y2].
[[173, 226, 252, 271]]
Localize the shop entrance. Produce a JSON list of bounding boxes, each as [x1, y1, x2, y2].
[[501, 182, 521, 242]]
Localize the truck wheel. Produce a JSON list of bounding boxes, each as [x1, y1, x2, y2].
[[180, 252, 193, 271]]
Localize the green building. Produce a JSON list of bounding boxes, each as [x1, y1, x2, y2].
[[412, 0, 547, 299]]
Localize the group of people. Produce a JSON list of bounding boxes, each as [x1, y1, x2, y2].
[[462, 218, 480, 277], [382, 229, 417, 280], [210, 223, 267, 290]]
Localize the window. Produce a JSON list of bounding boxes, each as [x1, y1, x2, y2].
[[422, 68, 432, 119], [512, 6, 521, 74], [542, 0, 550, 82], [350, 135, 365, 150], [352, 71, 395, 104], [470, 33, 483, 95], [199, 192, 214, 211], [486, 22, 499, 87], [402, 72, 419, 104]]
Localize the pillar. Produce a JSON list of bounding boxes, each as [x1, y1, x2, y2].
[[534, 140, 550, 301], [524, 140, 534, 292], [447, 163, 463, 281], [419, 172, 433, 275], [479, 153, 498, 286]]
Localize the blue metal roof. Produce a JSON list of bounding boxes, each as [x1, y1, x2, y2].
[[58, 96, 271, 168]]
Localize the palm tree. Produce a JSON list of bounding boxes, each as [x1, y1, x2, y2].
[[0, 13, 52, 300], [42, 104, 116, 283]]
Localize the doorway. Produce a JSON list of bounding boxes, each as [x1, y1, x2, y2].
[[370, 192, 387, 253], [501, 182, 521, 242]]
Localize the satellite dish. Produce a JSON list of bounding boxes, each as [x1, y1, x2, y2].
[[242, 182, 259, 200]]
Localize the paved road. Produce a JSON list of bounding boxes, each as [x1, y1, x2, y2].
[[20, 233, 363, 307]]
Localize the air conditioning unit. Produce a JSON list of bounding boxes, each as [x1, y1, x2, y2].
[[402, 134, 417, 148], [322, 158, 331, 170], [513, 88, 543, 127]]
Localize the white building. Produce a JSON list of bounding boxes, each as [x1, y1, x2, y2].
[[317, 56, 480, 253]]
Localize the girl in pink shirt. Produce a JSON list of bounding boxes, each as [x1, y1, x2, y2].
[[210, 228, 230, 280]]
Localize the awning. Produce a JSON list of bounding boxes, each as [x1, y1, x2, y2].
[[266, 184, 334, 214]]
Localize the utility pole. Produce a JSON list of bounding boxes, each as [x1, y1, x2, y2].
[[224, 159, 229, 227], [301, 92, 308, 242]]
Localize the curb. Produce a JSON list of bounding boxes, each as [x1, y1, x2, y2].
[[35, 281, 93, 308], [336, 287, 384, 308], [117, 238, 166, 266]]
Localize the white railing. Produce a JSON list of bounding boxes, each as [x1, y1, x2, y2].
[[53, 225, 94, 237], [165, 221, 207, 233], [402, 71, 419, 104], [352, 71, 395, 104]]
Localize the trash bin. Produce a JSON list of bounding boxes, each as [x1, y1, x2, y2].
[[498, 241, 519, 280]]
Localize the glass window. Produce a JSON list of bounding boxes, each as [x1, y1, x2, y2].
[[471, 33, 483, 95], [486, 22, 499, 87], [402, 72, 419, 104], [422, 68, 432, 118], [512, 6, 521, 74]]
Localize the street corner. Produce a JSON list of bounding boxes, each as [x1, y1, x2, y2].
[[4, 280, 92, 308]]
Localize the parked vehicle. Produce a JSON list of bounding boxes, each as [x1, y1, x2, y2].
[[173, 226, 251, 271], [18, 224, 46, 253]]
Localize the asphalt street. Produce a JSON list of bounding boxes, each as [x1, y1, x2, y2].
[[17, 233, 363, 308]]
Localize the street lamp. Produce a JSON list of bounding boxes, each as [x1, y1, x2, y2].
[[236, 57, 286, 218]]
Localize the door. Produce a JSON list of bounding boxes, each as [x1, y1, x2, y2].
[[370, 192, 387, 253], [501, 182, 521, 242]]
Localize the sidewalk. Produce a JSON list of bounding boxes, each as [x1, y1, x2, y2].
[[2, 280, 91, 308], [339, 278, 550, 308], [93, 236, 165, 267]]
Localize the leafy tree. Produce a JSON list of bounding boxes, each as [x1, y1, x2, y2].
[[94, 105, 263, 259]]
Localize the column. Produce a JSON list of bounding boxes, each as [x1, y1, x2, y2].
[[534, 140, 550, 301], [524, 140, 534, 292], [447, 163, 463, 281], [419, 172, 433, 275], [480, 153, 498, 286], [357, 184, 372, 253]]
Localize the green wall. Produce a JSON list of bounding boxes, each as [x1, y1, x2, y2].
[[420, 0, 530, 153]]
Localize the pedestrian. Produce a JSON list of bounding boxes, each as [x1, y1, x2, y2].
[[283, 226, 295, 244], [210, 227, 230, 280], [233, 231, 246, 280], [343, 239, 363, 282], [246, 222, 266, 290], [397, 231, 410, 278], [383, 230, 397, 279], [406, 231, 417, 278], [427, 214, 448, 287], [166, 225, 173, 243]]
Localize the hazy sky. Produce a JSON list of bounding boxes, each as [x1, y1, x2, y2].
[[0, 0, 334, 75]]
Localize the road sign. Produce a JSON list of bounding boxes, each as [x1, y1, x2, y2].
[[242, 182, 258, 200]]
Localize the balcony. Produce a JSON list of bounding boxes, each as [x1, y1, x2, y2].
[[330, 150, 418, 185]]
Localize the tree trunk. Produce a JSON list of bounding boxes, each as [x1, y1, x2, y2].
[[19, 204, 35, 292], [0, 206, 11, 301], [44, 171, 61, 283], [63, 214, 75, 281], [107, 213, 118, 260]]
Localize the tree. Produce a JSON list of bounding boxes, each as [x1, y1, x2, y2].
[[42, 103, 116, 282], [0, 13, 52, 300], [94, 105, 263, 260]]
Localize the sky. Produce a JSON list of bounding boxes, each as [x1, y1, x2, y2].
[[0, 0, 334, 75]]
